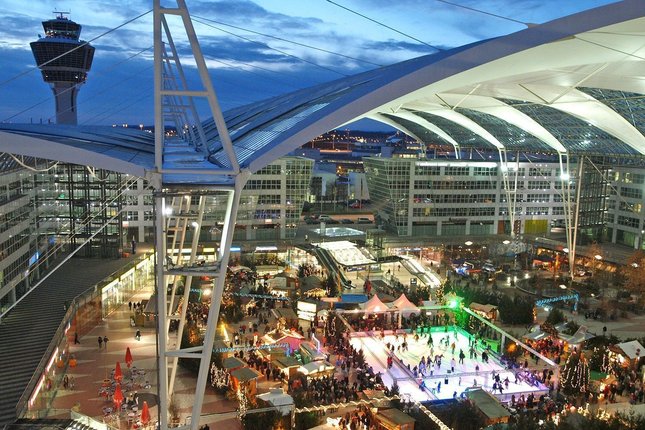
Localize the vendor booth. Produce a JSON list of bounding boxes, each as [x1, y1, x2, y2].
[[301, 276, 327, 298], [299, 341, 326, 364], [272, 356, 302, 379], [222, 356, 246, 371], [273, 307, 299, 330], [465, 388, 510, 426], [609, 340, 645, 369], [375, 408, 416, 430], [469, 303, 498, 321], [257, 388, 294, 416], [298, 361, 335, 379], [230, 367, 263, 399], [264, 329, 304, 353]]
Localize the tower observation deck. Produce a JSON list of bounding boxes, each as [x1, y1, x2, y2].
[[30, 12, 95, 125]]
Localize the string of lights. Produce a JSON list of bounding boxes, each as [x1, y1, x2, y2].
[[232, 292, 289, 301], [212, 342, 289, 354], [293, 394, 450, 429]]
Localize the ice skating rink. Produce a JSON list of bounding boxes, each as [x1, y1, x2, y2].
[[349, 329, 548, 402]]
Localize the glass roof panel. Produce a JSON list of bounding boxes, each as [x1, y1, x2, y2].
[[496, 99, 638, 155], [455, 108, 553, 151], [578, 87, 645, 138], [411, 111, 495, 149], [380, 113, 452, 147]]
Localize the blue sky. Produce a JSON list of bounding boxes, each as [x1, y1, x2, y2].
[[0, 0, 616, 130]]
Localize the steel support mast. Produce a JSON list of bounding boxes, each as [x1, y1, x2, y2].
[[153, 1, 244, 429]]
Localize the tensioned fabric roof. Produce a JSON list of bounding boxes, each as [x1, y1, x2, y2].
[[0, 0, 644, 184]]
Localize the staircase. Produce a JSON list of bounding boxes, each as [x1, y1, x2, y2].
[[0, 255, 137, 426]]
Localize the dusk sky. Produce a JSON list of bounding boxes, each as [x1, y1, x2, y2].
[[0, 0, 616, 130]]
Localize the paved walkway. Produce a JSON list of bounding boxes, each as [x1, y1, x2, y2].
[[44, 287, 241, 429], [0, 253, 141, 426]]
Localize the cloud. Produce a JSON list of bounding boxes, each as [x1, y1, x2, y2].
[[190, 0, 324, 31], [0, 0, 618, 129]]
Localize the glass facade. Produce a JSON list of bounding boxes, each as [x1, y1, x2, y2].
[[364, 158, 574, 238]]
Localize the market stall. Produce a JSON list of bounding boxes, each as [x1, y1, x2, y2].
[[298, 361, 335, 379], [609, 340, 645, 369], [469, 302, 498, 321], [375, 408, 416, 430]]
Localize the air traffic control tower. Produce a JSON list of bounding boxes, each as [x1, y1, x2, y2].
[[30, 12, 95, 125]]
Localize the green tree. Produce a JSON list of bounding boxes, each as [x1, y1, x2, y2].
[[292, 390, 321, 430], [241, 399, 281, 430], [546, 308, 565, 325], [442, 400, 485, 430]]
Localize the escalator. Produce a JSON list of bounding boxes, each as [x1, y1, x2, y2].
[[312, 246, 353, 289]]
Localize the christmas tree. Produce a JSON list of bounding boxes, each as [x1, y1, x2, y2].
[[560, 352, 589, 395]]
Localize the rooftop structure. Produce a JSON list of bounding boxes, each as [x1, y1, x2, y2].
[[30, 13, 95, 125]]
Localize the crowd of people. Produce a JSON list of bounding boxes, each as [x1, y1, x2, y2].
[[328, 405, 377, 430], [525, 336, 565, 364]]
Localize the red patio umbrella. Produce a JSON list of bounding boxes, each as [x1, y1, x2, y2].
[[140, 400, 150, 425], [125, 347, 133, 368], [113, 383, 124, 409], [114, 361, 123, 382]]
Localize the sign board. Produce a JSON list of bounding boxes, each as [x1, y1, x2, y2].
[[297, 300, 317, 321]]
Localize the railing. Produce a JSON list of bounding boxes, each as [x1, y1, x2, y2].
[[71, 410, 111, 430], [14, 252, 153, 420]]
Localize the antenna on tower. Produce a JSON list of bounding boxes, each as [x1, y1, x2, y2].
[[53, 11, 71, 20]]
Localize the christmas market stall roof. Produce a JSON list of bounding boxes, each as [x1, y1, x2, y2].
[[375, 408, 416, 427], [264, 329, 304, 352], [298, 361, 335, 376], [469, 303, 498, 314], [612, 340, 645, 359], [465, 388, 511, 423], [257, 388, 293, 416], [230, 367, 263, 383], [272, 356, 302, 370], [222, 357, 246, 370], [2, 1, 645, 184]]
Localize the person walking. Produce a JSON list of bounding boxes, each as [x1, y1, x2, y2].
[[98, 336, 103, 350], [103, 336, 109, 351], [129, 301, 132, 311], [135, 330, 141, 341]]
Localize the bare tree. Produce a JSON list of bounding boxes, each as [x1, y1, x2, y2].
[[622, 250, 645, 297]]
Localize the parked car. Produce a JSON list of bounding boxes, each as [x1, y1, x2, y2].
[[318, 214, 332, 221], [340, 218, 354, 224], [357, 217, 372, 224]]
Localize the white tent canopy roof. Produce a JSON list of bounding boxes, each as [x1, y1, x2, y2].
[[360, 294, 388, 313]]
